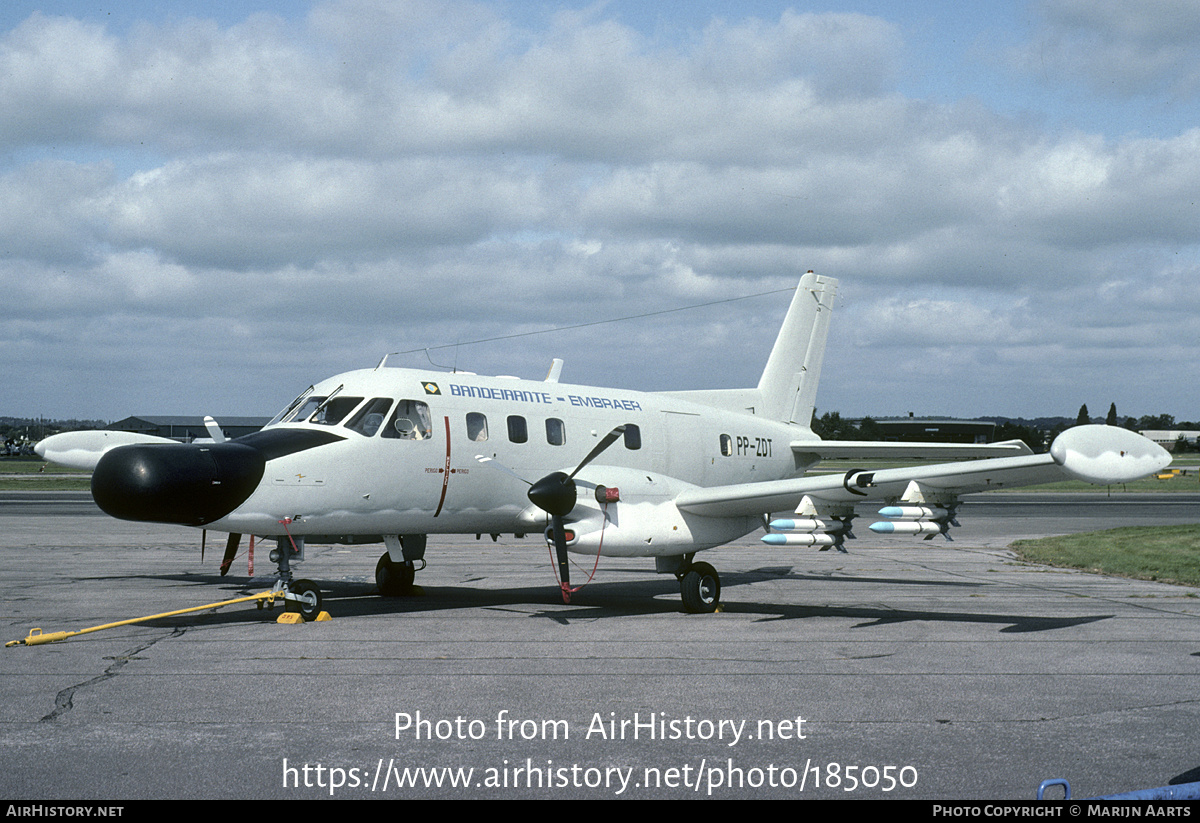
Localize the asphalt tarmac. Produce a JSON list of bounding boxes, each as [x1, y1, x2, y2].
[[2, 491, 1198, 800]]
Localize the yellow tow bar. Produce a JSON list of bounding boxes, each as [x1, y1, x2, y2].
[[6, 588, 327, 648]]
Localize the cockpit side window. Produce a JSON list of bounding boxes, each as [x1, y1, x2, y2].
[[383, 400, 433, 440], [345, 398, 394, 436], [466, 412, 488, 442], [311, 396, 364, 425]]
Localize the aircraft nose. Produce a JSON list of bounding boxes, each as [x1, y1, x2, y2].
[[91, 442, 266, 525]]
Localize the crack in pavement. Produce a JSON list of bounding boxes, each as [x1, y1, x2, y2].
[[40, 627, 185, 723]]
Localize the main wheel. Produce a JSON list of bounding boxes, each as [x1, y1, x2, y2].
[[376, 553, 415, 596], [289, 579, 322, 621], [680, 562, 721, 613]]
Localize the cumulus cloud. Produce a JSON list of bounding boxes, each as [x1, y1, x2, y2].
[[1018, 0, 1200, 99], [1, 1, 1197, 421]]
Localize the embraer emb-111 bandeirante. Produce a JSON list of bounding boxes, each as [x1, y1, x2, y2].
[[36, 273, 1172, 617]]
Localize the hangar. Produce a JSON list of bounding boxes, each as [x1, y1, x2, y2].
[[108, 415, 269, 443], [871, 417, 996, 444]]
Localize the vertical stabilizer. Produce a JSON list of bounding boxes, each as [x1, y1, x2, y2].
[[757, 272, 838, 425]]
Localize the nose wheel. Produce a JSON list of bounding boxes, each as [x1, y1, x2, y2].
[[287, 579, 323, 621], [679, 561, 721, 613]]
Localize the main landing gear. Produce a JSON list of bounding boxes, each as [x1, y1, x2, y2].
[[376, 534, 426, 597], [376, 553, 417, 596], [676, 558, 721, 614]]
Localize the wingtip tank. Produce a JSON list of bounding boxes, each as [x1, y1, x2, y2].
[[1049, 425, 1172, 485]]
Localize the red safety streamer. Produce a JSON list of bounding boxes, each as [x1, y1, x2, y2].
[[547, 504, 609, 602]]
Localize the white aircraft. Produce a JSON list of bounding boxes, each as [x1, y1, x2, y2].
[[36, 273, 1171, 617]]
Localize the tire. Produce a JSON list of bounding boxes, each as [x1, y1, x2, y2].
[[376, 553, 415, 596], [289, 579, 322, 621], [680, 562, 721, 614]]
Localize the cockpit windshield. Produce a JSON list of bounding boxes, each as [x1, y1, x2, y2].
[[266, 386, 316, 427], [345, 398, 393, 436], [311, 396, 363, 425], [268, 387, 434, 441], [288, 395, 328, 424]]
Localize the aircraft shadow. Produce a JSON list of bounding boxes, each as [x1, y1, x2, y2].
[[109, 564, 1113, 636]]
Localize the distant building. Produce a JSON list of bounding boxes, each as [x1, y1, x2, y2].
[[871, 418, 996, 444], [1140, 431, 1199, 452], [107, 416, 269, 442]]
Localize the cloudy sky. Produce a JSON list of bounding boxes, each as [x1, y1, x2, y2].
[[3, 0, 1197, 423]]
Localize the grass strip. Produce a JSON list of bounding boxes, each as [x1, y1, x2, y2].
[[1011, 524, 1200, 587]]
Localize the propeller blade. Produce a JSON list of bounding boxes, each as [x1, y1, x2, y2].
[[551, 514, 572, 603], [569, 425, 627, 479], [203, 416, 227, 443], [474, 455, 532, 485], [219, 533, 241, 577], [487, 426, 628, 604]]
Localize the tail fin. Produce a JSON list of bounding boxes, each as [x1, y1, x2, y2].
[[757, 271, 838, 425]]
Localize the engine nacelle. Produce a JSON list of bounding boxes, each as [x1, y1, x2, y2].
[[556, 467, 759, 557]]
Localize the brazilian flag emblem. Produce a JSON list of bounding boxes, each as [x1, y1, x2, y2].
[[423, 382, 441, 395]]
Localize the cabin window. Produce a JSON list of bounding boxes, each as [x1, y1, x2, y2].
[[345, 398, 393, 437], [624, 424, 641, 450], [312, 396, 364, 425], [383, 400, 433, 440], [507, 415, 528, 444], [546, 418, 566, 446], [466, 412, 488, 442], [720, 434, 733, 456]]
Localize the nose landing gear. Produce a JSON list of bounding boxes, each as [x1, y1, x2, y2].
[[268, 533, 325, 621]]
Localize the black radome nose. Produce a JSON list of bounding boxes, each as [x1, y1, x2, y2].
[[92, 442, 266, 525]]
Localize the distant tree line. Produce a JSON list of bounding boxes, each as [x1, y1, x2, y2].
[[812, 404, 1197, 454], [0, 417, 109, 454]]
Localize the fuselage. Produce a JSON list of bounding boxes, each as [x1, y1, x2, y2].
[[178, 364, 811, 554]]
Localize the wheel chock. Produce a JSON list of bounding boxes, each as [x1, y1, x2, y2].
[[275, 610, 332, 624]]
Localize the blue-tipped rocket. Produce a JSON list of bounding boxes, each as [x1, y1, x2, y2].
[[769, 518, 850, 533], [762, 532, 839, 547], [877, 505, 950, 520], [762, 515, 851, 548], [868, 520, 946, 536]]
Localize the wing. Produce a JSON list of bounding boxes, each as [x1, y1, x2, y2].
[[676, 425, 1170, 522], [34, 430, 179, 471], [790, 438, 1032, 461]]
